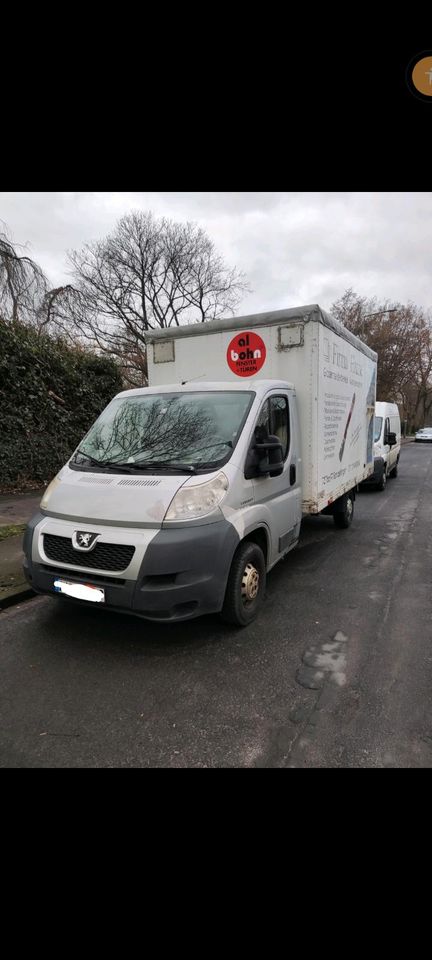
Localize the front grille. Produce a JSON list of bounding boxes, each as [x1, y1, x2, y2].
[[41, 565, 126, 585], [43, 534, 135, 571]]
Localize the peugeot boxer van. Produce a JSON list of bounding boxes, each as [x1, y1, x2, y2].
[[362, 401, 401, 491], [23, 305, 377, 626]]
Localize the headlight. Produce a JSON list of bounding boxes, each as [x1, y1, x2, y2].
[[165, 473, 229, 521], [40, 474, 61, 509]]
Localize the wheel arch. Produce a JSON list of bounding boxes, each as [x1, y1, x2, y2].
[[242, 526, 270, 566]]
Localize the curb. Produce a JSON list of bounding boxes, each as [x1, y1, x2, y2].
[[0, 587, 36, 612]]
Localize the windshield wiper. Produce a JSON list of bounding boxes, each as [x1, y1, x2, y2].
[[73, 449, 196, 474], [73, 450, 133, 473], [128, 442, 232, 473], [128, 460, 196, 474], [74, 449, 104, 466]]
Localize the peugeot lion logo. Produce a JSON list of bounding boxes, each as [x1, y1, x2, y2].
[[72, 531, 99, 551]]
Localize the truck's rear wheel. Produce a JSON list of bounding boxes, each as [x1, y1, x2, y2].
[[333, 493, 354, 529], [390, 462, 398, 478], [221, 541, 266, 627]]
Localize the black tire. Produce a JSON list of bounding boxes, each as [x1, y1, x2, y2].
[[376, 468, 387, 492], [333, 492, 354, 528], [221, 540, 266, 627], [391, 462, 398, 478]]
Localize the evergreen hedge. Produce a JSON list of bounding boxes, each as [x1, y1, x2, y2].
[[0, 318, 123, 490]]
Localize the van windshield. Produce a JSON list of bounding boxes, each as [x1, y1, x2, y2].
[[374, 417, 383, 442], [71, 391, 255, 472]]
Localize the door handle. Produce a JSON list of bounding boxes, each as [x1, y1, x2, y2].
[[290, 464, 296, 485]]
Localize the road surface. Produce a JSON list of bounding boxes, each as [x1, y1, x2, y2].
[[1, 442, 431, 767]]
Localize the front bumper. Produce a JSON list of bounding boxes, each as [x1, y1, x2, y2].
[[361, 456, 385, 485], [23, 512, 239, 622]]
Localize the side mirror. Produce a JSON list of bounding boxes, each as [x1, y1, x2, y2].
[[258, 458, 284, 476], [245, 435, 284, 478], [254, 439, 284, 453], [387, 431, 397, 446]]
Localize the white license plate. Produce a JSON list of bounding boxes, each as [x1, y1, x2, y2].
[[53, 579, 105, 603]]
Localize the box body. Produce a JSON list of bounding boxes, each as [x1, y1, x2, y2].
[[147, 304, 377, 513]]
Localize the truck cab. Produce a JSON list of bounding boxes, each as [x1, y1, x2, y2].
[[23, 380, 303, 626]]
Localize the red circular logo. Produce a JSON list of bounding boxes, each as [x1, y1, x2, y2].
[[227, 331, 266, 377]]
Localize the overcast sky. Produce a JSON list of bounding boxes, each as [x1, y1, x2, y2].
[[1, 192, 430, 315]]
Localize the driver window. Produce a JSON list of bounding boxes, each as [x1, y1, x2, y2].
[[256, 400, 272, 436], [256, 396, 289, 459], [271, 396, 289, 458], [385, 417, 390, 443]]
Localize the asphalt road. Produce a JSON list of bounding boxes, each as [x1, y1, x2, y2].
[[1, 441, 432, 767]]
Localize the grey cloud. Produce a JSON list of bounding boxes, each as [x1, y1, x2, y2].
[[0, 192, 431, 314]]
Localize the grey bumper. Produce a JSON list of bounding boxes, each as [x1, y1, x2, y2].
[[361, 456, 385, 484], [23, 513, 239, 622]]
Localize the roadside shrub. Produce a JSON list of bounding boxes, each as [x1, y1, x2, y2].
[[0, 318, 123, 490]]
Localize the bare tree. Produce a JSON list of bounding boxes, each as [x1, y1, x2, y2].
[[0, 226, 84, 347], [34, 283, 88, 342], [332, 288, 432, 430], [411, 321, 432, 427], [67, 211, 250, 381], [0, 227, 48, 324]]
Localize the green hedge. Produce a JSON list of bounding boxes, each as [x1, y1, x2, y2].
[[0, 319, 123, 490]]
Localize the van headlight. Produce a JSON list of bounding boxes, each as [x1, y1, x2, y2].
[[165, 473, 229, 521], [40, 474, 61, 509]]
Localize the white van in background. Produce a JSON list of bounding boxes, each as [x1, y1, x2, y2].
[[362, 401, 401, 491]]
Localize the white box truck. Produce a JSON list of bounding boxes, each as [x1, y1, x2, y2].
[[23, 304, 377, 626]]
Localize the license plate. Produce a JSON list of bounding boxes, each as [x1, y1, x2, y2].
[[53, 579, 105, 603]]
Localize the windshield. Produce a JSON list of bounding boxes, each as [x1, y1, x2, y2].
[[71, 391, 255, 472], [374, 417, 383, 442]]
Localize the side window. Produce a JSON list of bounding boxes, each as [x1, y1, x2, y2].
[[270, 396, 289, 458], [255, 395, 290, 460], [256, 399, 272, 435], [385, 417, 390, 442]]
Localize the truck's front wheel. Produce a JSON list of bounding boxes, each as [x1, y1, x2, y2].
[[221, 541, 266, 627], [376, 468, 387, 491], [333, 492, 354, 529]]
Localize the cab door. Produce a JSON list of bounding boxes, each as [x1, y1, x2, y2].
[[250, 391, 302, 565], [383, 415, 394, 471]]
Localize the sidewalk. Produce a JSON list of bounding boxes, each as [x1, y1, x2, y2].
[[0, 489, 44, 525], [0, 491, 43, 609]]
